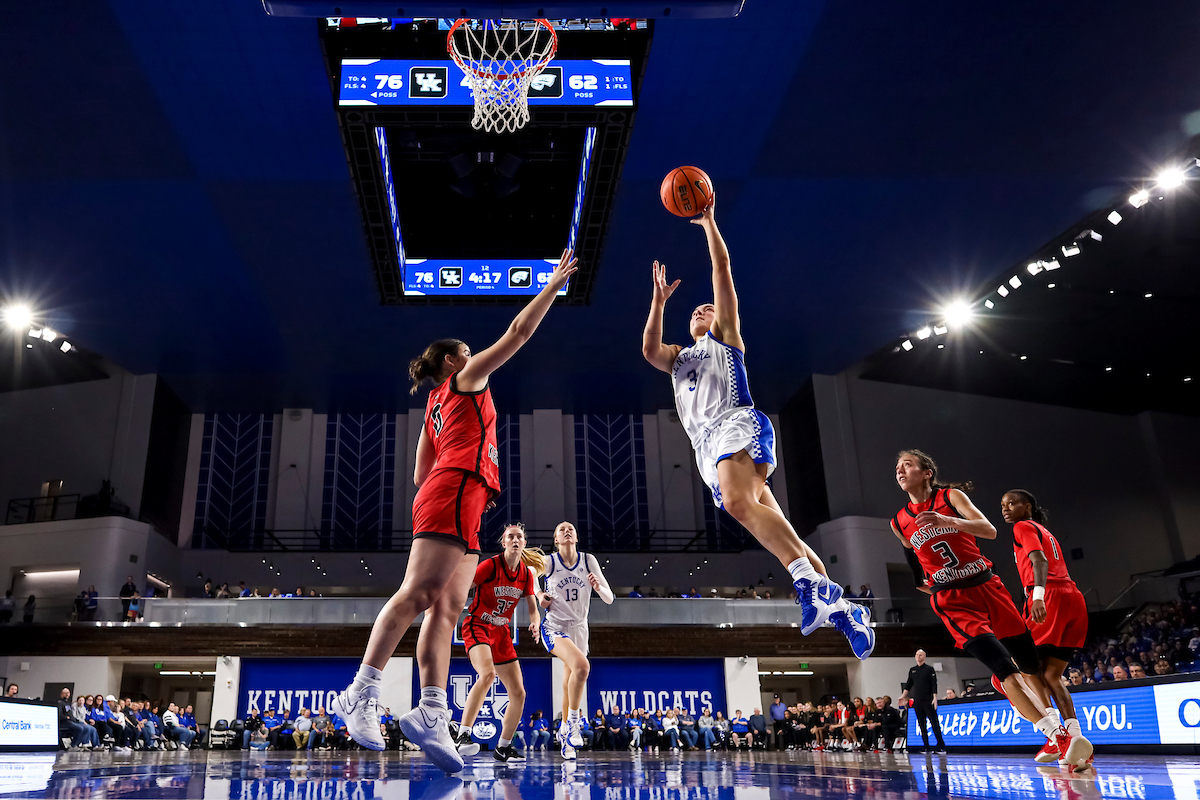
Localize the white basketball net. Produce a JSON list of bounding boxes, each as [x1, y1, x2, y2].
[[447, 19, 558, 134]]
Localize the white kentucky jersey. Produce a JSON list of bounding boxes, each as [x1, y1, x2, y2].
[[543, 551, 596, 629], [671, 331, 755, 448]]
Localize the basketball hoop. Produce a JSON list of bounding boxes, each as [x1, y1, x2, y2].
[[447, 19, 558, 134]]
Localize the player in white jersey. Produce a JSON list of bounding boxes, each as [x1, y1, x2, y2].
[[641, 195, 874, 660], [533, 521, 613, 760]]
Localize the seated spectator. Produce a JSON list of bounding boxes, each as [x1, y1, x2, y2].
[[272, 709, 294, 749], [1068, 668, 1085, 686], [163, 703, 196, 749], [293, 707, 313, 749], [944, 689, 957, 699], [242, 709, 264, 749], [588, 709, 606, 749], [877, 697, 902, 752], [58, 688, 93, 750], [626, 710, 643, 751], [1129, 663, 1148, 679], [238, 581, 251, 597], [529, 711, 551, 750], [697, 707, 716, 750], [749, 707, 768, 750], [1155, 658, 1175, 676], [628, 586, 644, 598], [677, 709, 699, 750], [729, 710, 751, 749], [180, 704, 204, 747], [307, 708, 329, 750], [661, 709, 680, 751], [713, 711, 731, 749], [604, 706, 627, 751], [104, 695, 135, 751], [216, 583, 232, 598], [69, 695, 100, 749], [1112, 665, 1130, 681], [640, 710, 659, 752]]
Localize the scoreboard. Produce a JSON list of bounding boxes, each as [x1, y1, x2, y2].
[[340, 58, 633, 107]]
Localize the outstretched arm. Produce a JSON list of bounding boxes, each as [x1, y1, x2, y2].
[[456, 249, 578, 391], [691, 196, 744, 352], [642, 261, 683, 373], [586, 554, 614, 604]]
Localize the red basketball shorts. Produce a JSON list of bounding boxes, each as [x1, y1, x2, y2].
[[462, 616, 518, 665], [411, 468, 489, 554], [1025, 582, 1088, 653], [930, 574, 1028, 649]]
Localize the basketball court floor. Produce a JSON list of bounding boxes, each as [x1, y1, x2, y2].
[[1, 750, 1196, 800]]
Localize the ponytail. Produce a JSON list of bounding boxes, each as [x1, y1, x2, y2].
[[897, 449, 974, 493], [497, 522, 547, 575], [409, 338, 465, 394], [1007, 489, 1049, 524]]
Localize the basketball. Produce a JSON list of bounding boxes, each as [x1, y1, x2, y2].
[[660, 166, 714, 217]]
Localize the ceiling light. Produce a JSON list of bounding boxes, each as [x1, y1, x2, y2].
[[1186, 377, 1193, 383], [24, 343, 32, 349], [27, 327, 42, 339], [1061, 244, 1081, 257], [984, 300, 994, 309], [1105, 366, 1112, 372], [1156, 167, 1186, 189], [2, 304, 33, 330], [1144, 293, 1153, 298], [933, 324, 948, 336], [943, 301, 973, 328], [1129, 190, 1150, 208], [1008, 276, 1022, 289], [1078, 229, 1102, 242], [1107, 211, 1122, 225], [41, 328, 58, 343], [937, 344, 945, 349], [60, 341, 73, 353], [1047, 283, 1056, 289], [997, 286, 1009, 298], [1027, 262, 1043, 275], [1043, 258, 1060, 271], [901, 339, 913, 351], [1019, 355, 1028, 361], [916, 327, 931, 340]]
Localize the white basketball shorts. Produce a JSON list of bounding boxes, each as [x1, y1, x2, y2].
[[695, 408, 776, 509]]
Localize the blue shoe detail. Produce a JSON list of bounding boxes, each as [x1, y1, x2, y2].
[[794, 575, 843, 635], [832, 602, 876, 660]]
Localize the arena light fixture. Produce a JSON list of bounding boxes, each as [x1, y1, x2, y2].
[[932, 324, 948, 336], [1156, 167, 1186, 189], [943, 301, 973, 328], [901, 339, 913, 351], [1019, 355, 1028, 361], [1047, 283, 1056, 289], [1061, 243, 1081, 257], [1008, 276, 1022, 289], [984, 300, 995, 309], [1108, 211, 1122, 225], [41, 328, 58, 343], [1129, 189, 1150, 208], [916, 327, 932, 340], [997, 286, 1009, 297], [1027, 262, 1043, 275], [1105, 366, 1113, 372], [2, 303, 33, 331], [1144, 293, 1153, 298], [1042, 258, 1060, 271]]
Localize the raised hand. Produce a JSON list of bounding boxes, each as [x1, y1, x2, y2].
[[587, 573, 602, 591], [689, 191, 716, 226], [652, 260, 681, 305], [548, 248, 579, 289]]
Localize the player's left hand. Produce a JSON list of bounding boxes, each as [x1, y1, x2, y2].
[[917, 585, 933, 596], [587, 573, 601, 591], [914, 510, 952, 529], [485, 500, 497, 511], [1030, 597, 1047, 624], [529, 620, 540, 639], [689, 191, 716, 225]]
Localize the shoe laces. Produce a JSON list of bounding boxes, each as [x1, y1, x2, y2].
[[831, 608, 856, 637]]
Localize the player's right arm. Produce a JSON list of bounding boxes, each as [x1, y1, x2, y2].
[[642, 261, 683, 373], [456, 249, 578, 391], [1015, 521, 1051, 623], [691, 196, 745, 352], [413, 427, 435, 487]]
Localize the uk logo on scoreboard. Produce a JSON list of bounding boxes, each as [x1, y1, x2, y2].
[[409, 66, 448, 98]]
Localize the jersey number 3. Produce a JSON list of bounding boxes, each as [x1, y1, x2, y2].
[[686, 369, 698, 392], [430, 402, 444, 436], [930, 540, 960, 569]]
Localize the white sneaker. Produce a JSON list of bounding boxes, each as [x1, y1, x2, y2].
[[566, 717, 583, 747], [331, 688, 385, 751], [179, 744, 189, 751], [399, 705, 464, 774], [560, 739, 577, 760]]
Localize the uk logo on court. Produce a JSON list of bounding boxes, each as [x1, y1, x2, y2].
[[528, 67, 563, 99], [409, 66, 448, 98], [439, 266, 463, 288]]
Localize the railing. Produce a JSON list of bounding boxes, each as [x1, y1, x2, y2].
[[5, 494, 131, 525], [191, 527, 763, 554]]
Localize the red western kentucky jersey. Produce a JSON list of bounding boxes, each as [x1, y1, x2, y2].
[[467, 555, 535, 626], [893, 488, 993, 587], [1012, 520, 1074, 588], [425, 373, 500, 494]]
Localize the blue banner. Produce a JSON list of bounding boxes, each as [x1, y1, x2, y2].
[[417, 657, 553, 749], [237, 658, 359, 719], [340, 59, 633, 107], [587, 659, 726, 717], [909, 675, 1200, 746]]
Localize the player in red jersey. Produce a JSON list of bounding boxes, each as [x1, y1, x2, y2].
[[1003, 489, 1092, 769], [891, 450, 1091, 768], [454, 522, 544, 764], [332, 250, 577, 773]]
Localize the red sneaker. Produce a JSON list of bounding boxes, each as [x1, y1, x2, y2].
[[991, 674, 1009, 699], [1034, 737, 1060, 764]]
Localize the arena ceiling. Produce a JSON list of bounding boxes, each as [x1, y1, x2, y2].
[[2, 1, 1199, 415]]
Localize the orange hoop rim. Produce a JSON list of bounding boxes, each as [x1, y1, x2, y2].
[[446, 18, 558, 82]]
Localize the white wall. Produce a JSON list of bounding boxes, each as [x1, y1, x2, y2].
[[846, 655, 987, 701], [723, 657, 761, 717], [211, 656, 241, 724], [0, 656, 121, 700], [808, 516, 899, 599]]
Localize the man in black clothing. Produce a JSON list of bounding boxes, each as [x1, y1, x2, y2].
[[119, 576, 138, 619], [877, 696, 902, 752], [899, 649, 945, 753]]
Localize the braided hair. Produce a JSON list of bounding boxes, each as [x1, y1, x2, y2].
[[1006, 489, 1049, 524]]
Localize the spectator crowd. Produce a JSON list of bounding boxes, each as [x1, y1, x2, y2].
[[1069, 595, 1200, 683]]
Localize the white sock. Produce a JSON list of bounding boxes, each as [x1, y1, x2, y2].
[[498, 737, 511, 748], [1064, 717, 1081, 737], [352, 664, 382, 699], [568, 709, 581, 722], [1034, 714, 1058, 738], [419, 686, 448, 711], [787, 557, 819, 583], [831, 598, 852, 613], [1045, 707, 1062, 731]]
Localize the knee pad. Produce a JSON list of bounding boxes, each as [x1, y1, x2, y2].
[[963, 634, 1020, 681], [1001, 631, 1042, 675]]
